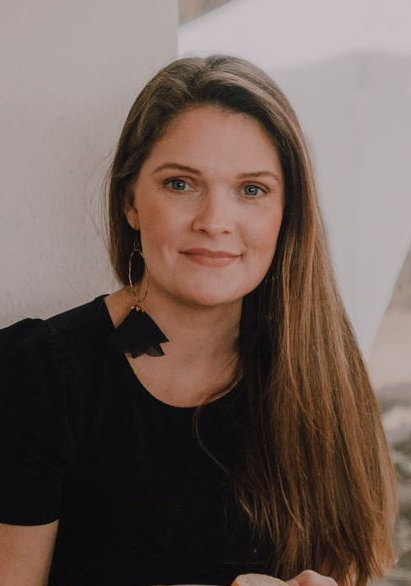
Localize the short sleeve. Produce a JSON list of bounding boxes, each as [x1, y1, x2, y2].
[[0, 318, 79, 525]]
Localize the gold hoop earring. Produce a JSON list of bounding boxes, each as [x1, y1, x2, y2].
[[106, 230, 169, 358]]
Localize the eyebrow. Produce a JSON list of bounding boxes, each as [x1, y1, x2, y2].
[[152, 162, 280, 183]]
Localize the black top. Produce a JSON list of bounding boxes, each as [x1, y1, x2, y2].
[[0, 295, 265, 586]]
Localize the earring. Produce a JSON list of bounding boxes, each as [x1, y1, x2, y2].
[[106, 230, 169, 358], [128, 232, 149, 310]]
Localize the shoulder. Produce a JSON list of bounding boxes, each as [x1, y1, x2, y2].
[[45, 294, 109, 345], [0, 294, 110, 444], [0, 317, 60, 367], [0, 294, 109, 372], [45, 295, 114, 373], [0, 300, 110, 526]]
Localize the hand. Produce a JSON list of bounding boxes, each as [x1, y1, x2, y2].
[[232, 570, 339, 586], [287, 570, 339, 586]]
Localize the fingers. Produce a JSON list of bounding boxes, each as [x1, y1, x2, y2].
[[231, 570, 338, 586], [287, 570, 339, 586], [231, 574, 287, 586]]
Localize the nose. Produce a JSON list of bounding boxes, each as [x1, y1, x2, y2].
[[191, 189, 235, 236]]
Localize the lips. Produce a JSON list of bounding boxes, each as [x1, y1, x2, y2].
[[181, 251, 240, 267], [181, 248, 241, 258]]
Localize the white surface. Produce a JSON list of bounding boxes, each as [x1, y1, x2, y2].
[[179, 0, 411, 72], [368, 311, 411, 388], [0, 0, 178, 325]]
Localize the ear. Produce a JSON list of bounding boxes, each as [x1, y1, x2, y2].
[[124, 190, 140, 230]]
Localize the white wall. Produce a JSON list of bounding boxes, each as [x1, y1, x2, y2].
[[0, 0, 178, 325], [178, 0, 411, 359]]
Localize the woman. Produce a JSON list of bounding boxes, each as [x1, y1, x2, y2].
[[0, 54, 398, 586]]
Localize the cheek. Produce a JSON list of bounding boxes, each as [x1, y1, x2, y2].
[[141, 204, 183, 251], [248, 212, 283, 256]]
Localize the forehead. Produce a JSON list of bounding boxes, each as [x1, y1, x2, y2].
[[143, 105, 282, 178]]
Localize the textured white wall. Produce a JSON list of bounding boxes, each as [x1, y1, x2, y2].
[[0, 0, 178, 325], [178, 0, 411, 358]]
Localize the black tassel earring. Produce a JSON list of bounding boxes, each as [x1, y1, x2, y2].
[[106, 232, 169, 358]]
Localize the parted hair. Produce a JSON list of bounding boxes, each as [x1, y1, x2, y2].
[[105, 54, 398, 586]]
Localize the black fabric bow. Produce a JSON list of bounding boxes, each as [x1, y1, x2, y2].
[[106, 307, 169, 358]]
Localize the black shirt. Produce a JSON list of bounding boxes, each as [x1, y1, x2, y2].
[[0, 295, 265, 586]]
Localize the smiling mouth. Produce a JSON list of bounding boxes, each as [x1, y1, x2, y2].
[[180, 252, 241, 267], [181, 248, 241, 258]]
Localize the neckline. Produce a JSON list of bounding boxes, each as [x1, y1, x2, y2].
[[94, 293, 243, 412]]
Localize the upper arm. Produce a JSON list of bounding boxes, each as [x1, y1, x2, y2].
[[0, 520, 59, 586], [0, 319, 79, 526], [0, 320, 78, 585]]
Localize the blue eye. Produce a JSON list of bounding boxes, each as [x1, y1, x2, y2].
[[164, 179, 265, 197], [243, 184, 265, 198], [165, 179, 188, 191]]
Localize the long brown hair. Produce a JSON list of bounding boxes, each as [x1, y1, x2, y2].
[[104, 54, 398, 586]]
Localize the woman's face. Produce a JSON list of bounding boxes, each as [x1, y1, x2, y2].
[[125, 105, 285, 310]]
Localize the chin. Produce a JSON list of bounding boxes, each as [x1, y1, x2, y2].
[[182, 289, 243, 309]]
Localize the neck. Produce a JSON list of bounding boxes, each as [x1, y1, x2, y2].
[[122, 280, 242, 370]]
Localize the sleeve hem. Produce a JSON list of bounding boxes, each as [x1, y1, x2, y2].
[[0, 512, 60, 526]]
